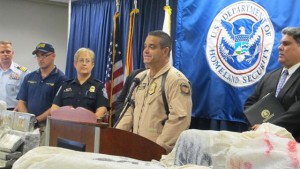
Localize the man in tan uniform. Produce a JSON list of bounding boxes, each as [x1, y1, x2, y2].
[[116, 30, 192, 153]]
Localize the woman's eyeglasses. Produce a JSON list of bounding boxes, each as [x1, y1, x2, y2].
[[77, 59, 93, 64]]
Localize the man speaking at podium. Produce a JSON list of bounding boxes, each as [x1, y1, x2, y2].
[[51, 48, 110, 119], [116, 31, 192, 153]]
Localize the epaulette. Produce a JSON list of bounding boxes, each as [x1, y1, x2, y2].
[[65, 79, 74, 83], [17, 66, 28, 72], [94, 79, 102, 83], [92, 79, 104, 85]]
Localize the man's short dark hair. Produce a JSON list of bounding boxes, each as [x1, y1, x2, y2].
[[148, 30, 172, 50], [282, 27, 300, 45]]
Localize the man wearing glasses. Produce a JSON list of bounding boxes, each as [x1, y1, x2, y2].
[[15, 42, 68, 145], [0, 41, 30, 110]]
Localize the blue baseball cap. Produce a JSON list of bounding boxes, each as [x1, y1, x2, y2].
[[32, 42, 55, 55]]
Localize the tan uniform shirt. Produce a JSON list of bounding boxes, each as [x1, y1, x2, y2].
[[116, 64, 192, 153]]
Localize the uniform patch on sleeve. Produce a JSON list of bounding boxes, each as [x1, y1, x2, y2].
[[180, 83, 191, 95], [102, 88, 108, 99]]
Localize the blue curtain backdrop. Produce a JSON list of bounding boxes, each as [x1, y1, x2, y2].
[[177, 0, 300, 131], [129, 0, 177, 69], [66, 0, 177, 81], [66, 0, 115, 79]]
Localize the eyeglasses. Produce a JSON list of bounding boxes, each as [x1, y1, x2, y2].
[[77, 58, 93, 64], [35, 53, 52, 59], [0, 50, 12, 54]]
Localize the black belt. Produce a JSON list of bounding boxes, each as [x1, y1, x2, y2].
[[7, 108, 14, 110]]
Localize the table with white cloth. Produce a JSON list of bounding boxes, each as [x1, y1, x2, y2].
[[13, 123, 300, 169]]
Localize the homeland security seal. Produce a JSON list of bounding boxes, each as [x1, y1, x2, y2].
[[206, 1, 274, 87]]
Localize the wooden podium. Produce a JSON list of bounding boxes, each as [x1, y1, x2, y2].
[[45, 106, 166, 161]]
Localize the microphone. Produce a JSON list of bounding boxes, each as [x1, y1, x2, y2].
[[124, 78, 141, 105]]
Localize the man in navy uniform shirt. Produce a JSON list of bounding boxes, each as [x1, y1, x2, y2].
[[15, 42, 68, 145]]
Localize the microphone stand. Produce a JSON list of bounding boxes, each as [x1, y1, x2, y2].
[[113, 77, 143, 128], [113, 99, 132, 128]]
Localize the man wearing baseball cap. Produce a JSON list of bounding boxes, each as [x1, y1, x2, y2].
[[32, 42, 55, 54], [15, 42, 68, 145]]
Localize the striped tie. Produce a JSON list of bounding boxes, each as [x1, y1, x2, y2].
[[275, 69, 288, 97]]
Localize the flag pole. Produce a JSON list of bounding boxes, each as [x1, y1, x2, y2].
[[125, 0, 139, 77], [163, 0, 172, 65], [116, 0, 120, 13], [134, 0, 137, 9], [108, 0, 120, 127]]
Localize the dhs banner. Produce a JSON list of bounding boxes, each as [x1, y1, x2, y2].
[[176, 0, 300, 122]]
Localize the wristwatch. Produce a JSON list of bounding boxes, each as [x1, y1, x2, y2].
[[34, 118, 39, 128]]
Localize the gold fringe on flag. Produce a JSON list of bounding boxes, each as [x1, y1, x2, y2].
[[125, 8, 139, 77]]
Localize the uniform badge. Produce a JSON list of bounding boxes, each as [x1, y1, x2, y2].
[[89, 86, 95, 92], [148, 82, 157, 95], [9, 72, 20, 80], [180, 83, 191, 95]]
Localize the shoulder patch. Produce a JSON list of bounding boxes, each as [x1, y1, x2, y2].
[[180, 82, 191, 95], [17, 66, 28, 72], [102, 88, 108, 99]]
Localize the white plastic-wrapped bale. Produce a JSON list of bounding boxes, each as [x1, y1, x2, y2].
[[0, 151, 22, 160], [0, 134, 23, 153]]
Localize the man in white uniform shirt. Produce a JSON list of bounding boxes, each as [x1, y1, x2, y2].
[[0, 41, 29, 110]]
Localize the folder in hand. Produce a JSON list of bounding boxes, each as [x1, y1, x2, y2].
[[244, 93, 285, 126]]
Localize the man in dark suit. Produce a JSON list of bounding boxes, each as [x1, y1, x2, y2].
[[245, 27, 300, 142]]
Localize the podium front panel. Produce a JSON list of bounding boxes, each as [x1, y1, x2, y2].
[[99, 128, 166, 161], [49, 119, 96, 152]]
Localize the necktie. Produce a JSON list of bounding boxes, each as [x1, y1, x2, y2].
[[275, 69, 289, 97]]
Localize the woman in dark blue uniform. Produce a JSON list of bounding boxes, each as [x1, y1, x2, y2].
[[51, 48, 110, 119]]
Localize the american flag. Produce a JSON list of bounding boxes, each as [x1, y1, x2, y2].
[[105, 12, 124, 125]]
